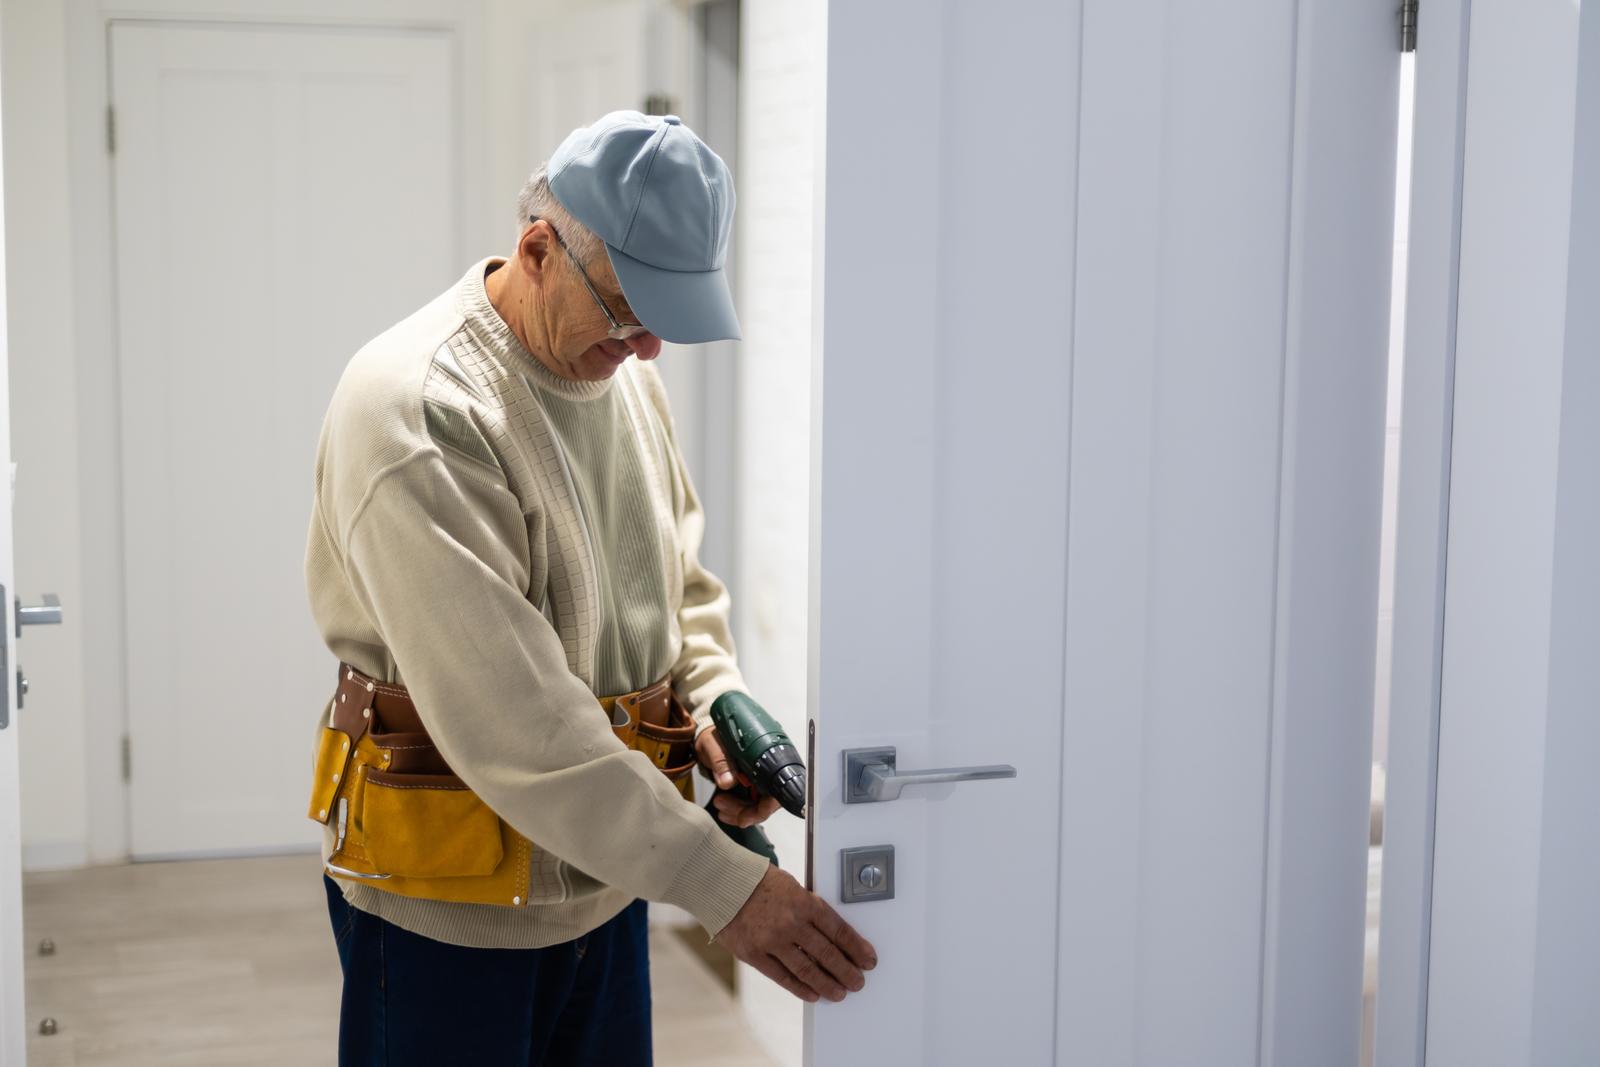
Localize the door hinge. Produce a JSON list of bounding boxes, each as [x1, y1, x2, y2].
[[106, 105, 116, 154], [121, 734, 131, 781], [1401, 0, 1418, 52]]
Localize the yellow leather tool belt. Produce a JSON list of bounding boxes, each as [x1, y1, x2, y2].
[[308, 661, 698, 908]]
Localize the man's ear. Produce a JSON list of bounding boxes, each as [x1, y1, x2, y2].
[[517, 221, 555, 285]]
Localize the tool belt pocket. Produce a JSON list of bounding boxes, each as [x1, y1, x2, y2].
[[307, 724, 352, 825], [625, 693, 699, 801], [361, 768, 505, 879]]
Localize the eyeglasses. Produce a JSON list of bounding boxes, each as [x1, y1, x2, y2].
[[529, 215, 649, 340]]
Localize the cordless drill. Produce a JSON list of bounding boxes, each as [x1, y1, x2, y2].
[[704, 691, 806, 866]]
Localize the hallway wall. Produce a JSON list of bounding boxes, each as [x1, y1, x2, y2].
[[726, 0, 822, 1062]]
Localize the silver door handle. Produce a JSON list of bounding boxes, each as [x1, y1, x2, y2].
[[16, 594, 63, 637], [842, 746, 1017, 804]]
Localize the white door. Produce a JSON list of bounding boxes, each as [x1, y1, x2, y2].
[[0, 35, 24, 1059], [528, 1, 646, 162], [109, 22, 457, 858], [808, 2, 1399, 1064]]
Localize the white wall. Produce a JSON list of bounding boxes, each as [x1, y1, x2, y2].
[[729, 0, 819, 1061]]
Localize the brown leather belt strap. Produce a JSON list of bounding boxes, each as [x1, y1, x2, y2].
[[328, 666, 379, 742], [336, 662, 679, 735]]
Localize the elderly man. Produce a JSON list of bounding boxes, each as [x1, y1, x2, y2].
[[303, 111, 875, 1065]]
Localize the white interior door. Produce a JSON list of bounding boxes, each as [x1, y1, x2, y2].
[[109, 21, 457, 858], [528, 1, 646, 160], [808, 2, 1399, 1064]]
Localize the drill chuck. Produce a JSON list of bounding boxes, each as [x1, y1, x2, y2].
[[751, 741, 807, 817]]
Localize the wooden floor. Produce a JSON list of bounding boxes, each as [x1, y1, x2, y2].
[[22, 854, 777, 1066]]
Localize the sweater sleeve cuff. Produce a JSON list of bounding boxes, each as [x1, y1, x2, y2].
[[659, 824, 772, 937], [688, 679, 750, 741]]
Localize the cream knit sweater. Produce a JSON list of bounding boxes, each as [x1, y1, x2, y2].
[[303, 257, 771, 949]]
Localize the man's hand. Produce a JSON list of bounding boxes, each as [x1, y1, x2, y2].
[[695, 726, 783, 828], [712, 865, 878, 1003]]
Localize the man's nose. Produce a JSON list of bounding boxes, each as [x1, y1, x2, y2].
[[627, 332, 662, 361]]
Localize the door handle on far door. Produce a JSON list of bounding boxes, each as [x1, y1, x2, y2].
[[842, 747, 1017, 804], [15, 593, 63, 637]]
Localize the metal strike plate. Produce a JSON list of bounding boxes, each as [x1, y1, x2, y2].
[[839, 845, 894, 904]]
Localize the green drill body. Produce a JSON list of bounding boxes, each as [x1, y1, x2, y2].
[[704, 691, 806, 865]]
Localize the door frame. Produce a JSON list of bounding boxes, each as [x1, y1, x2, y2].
[[62, 0, 488, 865], [1378, 0, 1600, 1063]]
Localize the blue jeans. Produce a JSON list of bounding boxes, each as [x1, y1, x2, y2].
[[323, 874, 653, 1066]]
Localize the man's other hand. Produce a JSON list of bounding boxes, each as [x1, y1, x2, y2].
[[695, 727, 783, 827], [712, 865, 878, 1003]]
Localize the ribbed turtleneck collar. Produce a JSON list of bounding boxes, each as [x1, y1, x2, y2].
[[458, 257, 617, 401]]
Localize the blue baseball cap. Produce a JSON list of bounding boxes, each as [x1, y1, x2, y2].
[[547, 110, 741, 345]]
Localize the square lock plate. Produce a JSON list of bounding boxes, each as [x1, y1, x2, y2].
[[839, 845, 894, 904]]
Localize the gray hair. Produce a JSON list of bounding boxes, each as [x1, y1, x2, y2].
[[515, 164, 603, 266]]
